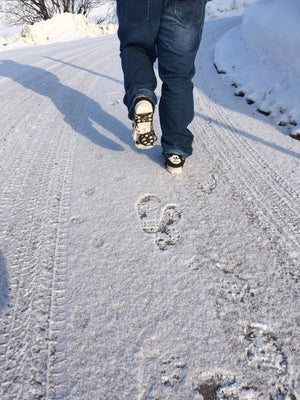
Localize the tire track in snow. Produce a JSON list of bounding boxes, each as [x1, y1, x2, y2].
[[193, 18, 299, 273], [190, 18, 299, 398], [0, 37, 119, 399], [0, 111, 75, 400], [0, 97, 76, 399]]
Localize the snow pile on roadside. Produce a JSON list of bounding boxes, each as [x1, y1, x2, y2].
[[214, 0, 300, 138], [206, 0, 257, 19], [0, 23, 19, 39], [0, 13, 117, 49]]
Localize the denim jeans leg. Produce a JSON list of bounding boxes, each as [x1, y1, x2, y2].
[[117, 0, 162, 118], [157, 0, 207, 157]]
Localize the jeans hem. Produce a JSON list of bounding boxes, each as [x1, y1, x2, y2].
[[128, 89, 157, 120]]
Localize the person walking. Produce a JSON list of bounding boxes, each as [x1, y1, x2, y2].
[[116, 0, 207, 173]]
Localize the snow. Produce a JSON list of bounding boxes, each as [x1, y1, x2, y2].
[[0, 12, 117, 48], [21, 13, 118, 45], [205, 0, 257, 17], [0, 23, 20, 39], [0, 1, 299, 399], [214, 0, 300, 137]]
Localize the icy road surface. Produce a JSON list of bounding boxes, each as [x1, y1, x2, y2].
[[0, 16, 299, 400]]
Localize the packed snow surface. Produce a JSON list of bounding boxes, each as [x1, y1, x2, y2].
[[0, 1, 299, 399]]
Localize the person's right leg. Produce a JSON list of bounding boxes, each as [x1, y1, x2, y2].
[[157, 0, 207, 159]]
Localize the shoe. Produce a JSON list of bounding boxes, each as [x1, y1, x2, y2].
[[133, 99, 157, 149], [163, 153, 185, 174]]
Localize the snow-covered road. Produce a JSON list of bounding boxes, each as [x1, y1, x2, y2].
[[0, 16, 299, 400]]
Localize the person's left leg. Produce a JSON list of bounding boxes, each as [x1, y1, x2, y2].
[[116, 0, 163, 118]]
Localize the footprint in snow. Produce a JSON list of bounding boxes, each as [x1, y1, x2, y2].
[[136, 195, 181, 250], [138, 347, 187, 399], [193, 368, 296, 400], [242, 324, 288, 376], [191, 325, 295, 399], [155, 205, 181, 250], [137, 195, 162, 233]]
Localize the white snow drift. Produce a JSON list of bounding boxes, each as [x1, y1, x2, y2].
[[205, 0, 257, 18], [0, 13, 117, 48], [214, 0, 300, 137]]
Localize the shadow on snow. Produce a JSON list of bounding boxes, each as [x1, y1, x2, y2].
[[0, 59, 131, 152]]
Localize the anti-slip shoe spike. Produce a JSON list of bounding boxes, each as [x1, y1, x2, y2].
[[133, 100, 157, 149]]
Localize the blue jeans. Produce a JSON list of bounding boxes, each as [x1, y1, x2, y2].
[[117, 0, 207, 157]]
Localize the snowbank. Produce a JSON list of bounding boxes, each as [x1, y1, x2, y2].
[[0, 13, 117, 49], [0, 23, 20, 39], [206, 0, 256, 18], [214, 0, 300, 138], [242, 0, 300, 79]]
